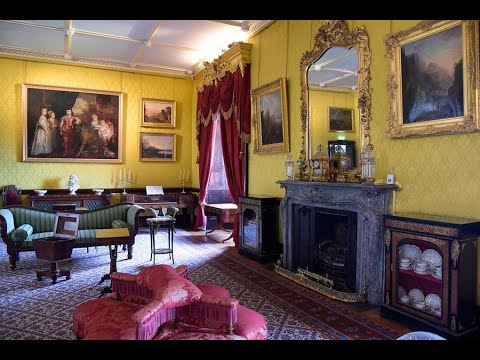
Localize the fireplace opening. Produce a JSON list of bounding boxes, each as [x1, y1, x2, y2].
[[293, 206, 357, 293]]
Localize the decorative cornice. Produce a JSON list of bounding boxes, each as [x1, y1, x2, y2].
[[192, 21, 270, 76], [0, 46, 189, 77], [194, 42, 252, 92], [247, 20, 273, 38]]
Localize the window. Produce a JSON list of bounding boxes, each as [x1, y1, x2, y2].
[[206, 118, 232, 204]]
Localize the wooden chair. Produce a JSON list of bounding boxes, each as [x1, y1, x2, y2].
[[1, 185, 22, 207]]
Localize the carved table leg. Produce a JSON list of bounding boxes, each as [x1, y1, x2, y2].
[[98, 244, 118, 297], [36, 261, 71, 283]]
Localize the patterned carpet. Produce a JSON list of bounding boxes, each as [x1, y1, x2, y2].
[[0, 229, 402, 340]]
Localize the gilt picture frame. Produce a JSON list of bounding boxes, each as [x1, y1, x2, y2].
[[22, 84, 122, 163], [252, 77, 289, 154], [385, 20, 479, 138], [140, 132, 176, 162], [142, 98, 176, 128], [328, 107, 354, 132]]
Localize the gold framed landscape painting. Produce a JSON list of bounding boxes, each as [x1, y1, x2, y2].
[[251, 77, 289, 154], [385, 20, 479, 138], [22, 84, 123, 163], [328, 107, 354, 132], [142, 98, 176, 128], [140, 132, 176, 161]]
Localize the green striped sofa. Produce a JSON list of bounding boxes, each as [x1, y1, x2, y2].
[[0, 203, 145, 270]]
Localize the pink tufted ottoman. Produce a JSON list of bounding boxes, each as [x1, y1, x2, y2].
[[73, 265, 267, 340], [153, 284, 268, 340]]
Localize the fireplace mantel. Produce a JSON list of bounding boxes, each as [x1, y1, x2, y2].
[[277, 180, 398, 304]]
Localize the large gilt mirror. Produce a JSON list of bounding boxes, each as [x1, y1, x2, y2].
[[300, 20, 372, 181]]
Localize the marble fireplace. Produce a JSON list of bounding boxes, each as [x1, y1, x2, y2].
[[276, 180, 397, 304]]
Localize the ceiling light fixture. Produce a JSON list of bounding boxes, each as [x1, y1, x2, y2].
[[185, 69, 194, 76], [65, 28, 75, 37]]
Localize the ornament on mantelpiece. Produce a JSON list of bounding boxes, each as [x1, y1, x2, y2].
[[360, 144, 375, 183], [67, 174, 80, 195]]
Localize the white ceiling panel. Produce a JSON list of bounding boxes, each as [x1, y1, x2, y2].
[[140, 46, 200, 70], [0, 20, 270, 76], [0, 22, 64, 53], [20, 20, 65, 28], [72, 35, 139, 63], [152, 20, 235, 49], [73, 20, 158, 40]]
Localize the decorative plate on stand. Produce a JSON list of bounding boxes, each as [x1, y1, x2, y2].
[[408, 288, 425, 303], [399, 244, 421, 262], [421, 249, 442, 268]]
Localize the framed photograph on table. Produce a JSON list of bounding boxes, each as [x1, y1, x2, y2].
[[142, 98, 176, 128], [385, 20, 479, 138], [140, 132, 176, 161], [22, 84, 123, 163], [328, 107, 354, 132], [251, 77, 289, 154]]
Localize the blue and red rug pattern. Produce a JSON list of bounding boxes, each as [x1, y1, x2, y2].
[[0, 229, 402, 340]]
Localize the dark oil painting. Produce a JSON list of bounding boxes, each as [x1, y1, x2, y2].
[[401, 25, 463, 124], [260, 90, 284, 146]]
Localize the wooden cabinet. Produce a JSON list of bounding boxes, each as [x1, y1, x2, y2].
[[238, 196, 281, 262], [30, 193, 112, 210], [381, 213, 480, 339]]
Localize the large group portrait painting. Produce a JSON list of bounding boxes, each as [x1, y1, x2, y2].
[[23, 85, 122, 163]]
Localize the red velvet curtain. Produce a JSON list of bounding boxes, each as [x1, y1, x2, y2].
[[196, 64, 251, 246], [194, 97, 216, 230]]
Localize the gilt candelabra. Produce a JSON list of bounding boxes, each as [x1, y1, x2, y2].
[[179, 169, 189, 193]]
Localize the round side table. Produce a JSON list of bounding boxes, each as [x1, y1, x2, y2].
[[146, 216, 176, 264]]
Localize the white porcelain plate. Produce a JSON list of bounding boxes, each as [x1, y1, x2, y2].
[[399, 244, 422, 262], [425, 294, 441, 310], [413, 268, 430, 275], [421, 249, 442, 268], [408, 288, 425, 303], [398, 285, 407, 298]]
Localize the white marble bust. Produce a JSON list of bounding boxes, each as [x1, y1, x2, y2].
[[67, 174, 79, 195]]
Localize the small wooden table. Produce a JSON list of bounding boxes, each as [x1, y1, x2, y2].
[[147, 217, 176, 264], [204, 203, 238, 242], [96, 228, 131, 296], [32, 237, 74, 284]]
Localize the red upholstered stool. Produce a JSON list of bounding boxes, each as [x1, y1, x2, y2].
[[73, 265, 267, 340], [156, 283, 268, 340], [73, 297, 142, 340]]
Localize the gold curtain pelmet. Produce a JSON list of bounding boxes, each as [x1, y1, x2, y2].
[[195, 42, 252, 92]]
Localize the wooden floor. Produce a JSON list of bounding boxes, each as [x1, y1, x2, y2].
[[185, 226, 411, 336]]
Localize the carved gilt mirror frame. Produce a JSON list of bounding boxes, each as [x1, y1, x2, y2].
[[300, 20, 372, 175]]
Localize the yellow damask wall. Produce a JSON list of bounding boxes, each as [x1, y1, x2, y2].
[[248, 20, 480, 302], [0, 57, 193, 194], [248, 19, 480, 218]]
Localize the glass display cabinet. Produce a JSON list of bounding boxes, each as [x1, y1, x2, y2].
[[381, 213, 480, 339], [238, 196, 281, 262]]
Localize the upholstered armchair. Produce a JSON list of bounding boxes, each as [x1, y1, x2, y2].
[[1, 185, 21, 207], [73, 264, 267, 340]]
